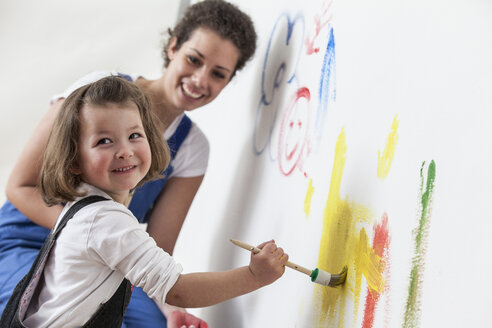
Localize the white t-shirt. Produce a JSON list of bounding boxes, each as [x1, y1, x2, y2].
[[23, 184, 183, 327], [51, 71, 209, 178]]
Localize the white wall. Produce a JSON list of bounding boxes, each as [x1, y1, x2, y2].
[[2, 0, 492, 327], [178, 0, 492, 327]]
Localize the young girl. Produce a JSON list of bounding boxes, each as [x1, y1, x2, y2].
[[19, 76, 287, 327]]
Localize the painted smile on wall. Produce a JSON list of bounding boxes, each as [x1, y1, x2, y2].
[[278, 87, 311, 176]]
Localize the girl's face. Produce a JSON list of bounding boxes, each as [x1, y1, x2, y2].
[[163, 27, 240, 113], [74, 102, 152, 204]]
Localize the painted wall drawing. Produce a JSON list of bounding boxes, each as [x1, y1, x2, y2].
[[1, 0, 490, 327], [193, 0, 492, 327]]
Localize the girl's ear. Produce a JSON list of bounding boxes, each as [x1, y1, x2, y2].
[[167, 37, 178, 61], [71, 163, 82, 175]]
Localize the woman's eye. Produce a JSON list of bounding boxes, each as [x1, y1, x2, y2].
[[129, 133, 141, 140], [187, 55, 200, 65], [213, 71, 226, 79], [96, 138, 111, 145]]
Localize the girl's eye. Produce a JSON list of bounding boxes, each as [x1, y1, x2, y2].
[[129, 133, 142, 140], [96, 138, 111, 145]]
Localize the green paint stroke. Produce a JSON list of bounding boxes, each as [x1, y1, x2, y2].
[[403, 160, 436, 328]]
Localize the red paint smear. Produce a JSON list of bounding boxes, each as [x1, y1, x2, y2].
[[278, 87, 311, 176], [286, 143, 298, 161], [362, 213, 391, 328], [305, 1, 334, 55]]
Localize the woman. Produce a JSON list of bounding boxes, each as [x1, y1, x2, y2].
[[0, 0, 257, 327]]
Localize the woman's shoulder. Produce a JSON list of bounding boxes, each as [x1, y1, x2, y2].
[[169, 119, 210, 177], [50, 71, 140, 103], [187, 121, 209, 148], [164, 114, 209, 152]]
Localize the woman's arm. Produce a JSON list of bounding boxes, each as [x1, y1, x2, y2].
[[5, 99, 64, 228], [146, 175, 204, 254]]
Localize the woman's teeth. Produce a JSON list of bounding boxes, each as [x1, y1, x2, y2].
[[182, 84, 203, 99]]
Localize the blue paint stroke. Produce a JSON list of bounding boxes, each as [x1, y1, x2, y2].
[[253, 12, 305, 156], [315, 27, 336, 144]]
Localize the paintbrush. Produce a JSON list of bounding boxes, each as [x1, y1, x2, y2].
[[230, 239, 347, 287]]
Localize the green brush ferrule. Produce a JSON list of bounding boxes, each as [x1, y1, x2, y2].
[[310, 268, 319, 282]]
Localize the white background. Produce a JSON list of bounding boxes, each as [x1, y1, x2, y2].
[[1, 0, 492, 327]]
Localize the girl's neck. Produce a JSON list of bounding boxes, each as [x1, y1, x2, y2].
[[121, 193, 132, 207], [106, 190, 132, 206], [136, 77, 183, 133], [83, 182, 131, 206]]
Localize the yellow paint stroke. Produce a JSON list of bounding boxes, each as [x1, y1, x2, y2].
[[304, 178, 315, 217], [314, 128, 386, 327], [377, 115, 399, 180], [356, 228, 385, 293]]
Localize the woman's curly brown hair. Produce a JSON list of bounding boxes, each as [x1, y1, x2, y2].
[[163, 0, 257, 77]]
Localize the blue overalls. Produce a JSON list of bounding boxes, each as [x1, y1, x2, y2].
[[0, 115, 192, 328]]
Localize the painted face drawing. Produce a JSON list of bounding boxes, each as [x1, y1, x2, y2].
[[278, 87, 311, 176]]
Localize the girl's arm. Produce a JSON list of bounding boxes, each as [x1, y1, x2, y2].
[[5, 99, 64, 228], [165, 242, 288, 308], [145, 175, 204, 254]]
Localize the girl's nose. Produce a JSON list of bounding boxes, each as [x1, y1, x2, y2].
[[116, 142, 134, 159]]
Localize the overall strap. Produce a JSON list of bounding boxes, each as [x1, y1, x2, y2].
[[52, 196, 109, 239], [129, 115, 192, 222], [0, 196, 108, 328], [167, 114, 192, 159], [82, 278, 132, 328]]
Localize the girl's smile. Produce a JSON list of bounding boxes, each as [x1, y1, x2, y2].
[[111, 165, 137, 173]]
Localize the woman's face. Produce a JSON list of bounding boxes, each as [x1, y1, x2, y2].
[[163, 27, 240, 112]]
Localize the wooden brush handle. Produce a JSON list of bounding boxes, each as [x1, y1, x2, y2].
[[230, 239, 312, 276]]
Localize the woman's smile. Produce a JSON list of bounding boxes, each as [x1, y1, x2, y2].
[[181, 82, 205, 100]]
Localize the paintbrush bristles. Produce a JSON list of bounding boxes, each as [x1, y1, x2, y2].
[[328, 266, 348, 287]]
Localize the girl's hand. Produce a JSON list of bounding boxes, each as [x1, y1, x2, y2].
[[248, 240, 289, 286]]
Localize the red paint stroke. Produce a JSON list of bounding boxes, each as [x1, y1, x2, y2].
[[362, 213, 391, 328], [278, 87, 311, 176], [305, 0, 334, 55]]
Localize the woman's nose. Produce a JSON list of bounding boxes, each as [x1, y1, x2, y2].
[[191, 67, 208, 88]]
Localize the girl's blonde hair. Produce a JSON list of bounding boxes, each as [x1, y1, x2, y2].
[[40, 76, 169, 205]]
